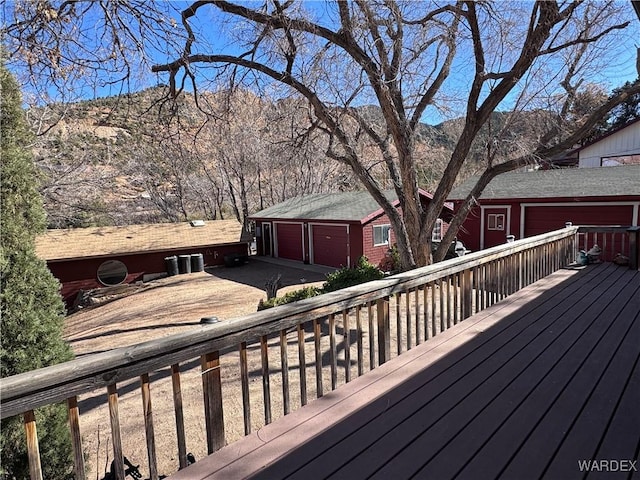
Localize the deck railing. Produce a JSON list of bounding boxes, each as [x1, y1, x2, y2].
[[0, 227, 589, 479], [576, 225, 639, 268]]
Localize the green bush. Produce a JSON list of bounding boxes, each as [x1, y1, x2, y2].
[[258, 285, 321, 310], [258, 257, 385, 311], [322, 256, 385, 293]]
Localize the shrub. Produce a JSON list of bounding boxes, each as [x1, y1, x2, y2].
[[322, 256, 385, 293], [257, 285, 321, 310], [257, 257, 385, 311], [377, 245, 400, 273]]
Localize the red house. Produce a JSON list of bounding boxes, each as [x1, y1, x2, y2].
[[35, 220, 251, 308], [448, 165, 640, 252], [250, 190, 453, 268]]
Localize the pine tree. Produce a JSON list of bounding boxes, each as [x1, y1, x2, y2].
[[1, 64, 75, 479]]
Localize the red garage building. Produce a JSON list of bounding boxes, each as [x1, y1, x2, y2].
[[36, 220, 251, 308], [448, 165, 640, 252], [250, 190, 453, 268]]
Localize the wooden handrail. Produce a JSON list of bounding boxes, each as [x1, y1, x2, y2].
[[1, 226, 579, 417], [1, 226, 587, 479]]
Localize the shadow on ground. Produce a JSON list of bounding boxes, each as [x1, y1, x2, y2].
[[205, 258, 331, 290]]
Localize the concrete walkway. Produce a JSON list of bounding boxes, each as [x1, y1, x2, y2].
[[251, 255, 337, 276]]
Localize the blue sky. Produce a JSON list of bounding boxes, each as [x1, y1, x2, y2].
[[5, 1, 639, 125]]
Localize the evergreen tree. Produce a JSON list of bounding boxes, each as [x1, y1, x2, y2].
[[607, 81, 640, 130], [1, 63, 74, 479]]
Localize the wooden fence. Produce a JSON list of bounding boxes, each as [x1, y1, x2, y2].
[[0, 227, 596, 480]]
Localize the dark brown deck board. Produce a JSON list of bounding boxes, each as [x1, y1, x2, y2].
[[167, 263, 640, 480], [543, 297, 640, 479], [586, 353, 640, 480], [367, 265, 633, 480], [453, 268, 640, 480]]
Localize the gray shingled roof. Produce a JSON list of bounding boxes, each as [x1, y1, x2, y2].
[[250, 190, 400, 221], [448, 165, 640, 201]]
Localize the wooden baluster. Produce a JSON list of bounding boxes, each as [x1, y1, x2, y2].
[[200, 351, 224, 453], [296, 324, 308, 406], [343, 310, 351, 383], [356, 305, 364, 376], [439, 279, 445, 332], [368, 302, 375, 370], [628, 227, 639, 270], [395, 293, 402, 355], [23, 410, 42, 480], [107, 384, 125, 480], [259, 336, 272, 424], [140, 373, 158, 480], [462, 269, 473, 320], [314, 318, 323, 398], [415, 287, 421, 345], [238, 344, 251, 435], [431, 282, 437, 336], [67, 396, 86, 479], [423, 286, 430, 340], [280, 330, 290, 415], [445, 278, 452, 328], [453, 274, 459, 325], [377, 297, 390, 365], [405, 290, 411, 351], [329, 314, 337, 390], [171, 364, 188, 468], [473, 266, 480, 314]]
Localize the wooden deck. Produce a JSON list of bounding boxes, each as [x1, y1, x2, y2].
[[169, 261, 640, 480]]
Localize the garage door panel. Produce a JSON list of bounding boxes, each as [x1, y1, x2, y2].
[[312, 225, 349, 268], [276, 223, 304, 261]]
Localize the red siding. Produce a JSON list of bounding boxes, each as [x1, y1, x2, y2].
[[523, 204, 635, 236], [455, 199, 638, 253], [47, 243, 248, 309], [311, 224, 349, 268]]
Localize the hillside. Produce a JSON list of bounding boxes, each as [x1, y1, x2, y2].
[[29, 87, 551, 229]]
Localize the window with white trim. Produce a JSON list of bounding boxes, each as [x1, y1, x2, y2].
[[487, 214, 505, 231], [373, 224, 391, 246], [600, 154, 640, 166], [432, 219, 443, 241]]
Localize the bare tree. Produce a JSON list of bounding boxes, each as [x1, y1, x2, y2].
[[5, 1, 639, 268], [150, 1, 640, 268]]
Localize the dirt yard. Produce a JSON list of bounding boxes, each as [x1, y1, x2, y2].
[[65, 258, 335, 478], [65, 258, 330, 355]]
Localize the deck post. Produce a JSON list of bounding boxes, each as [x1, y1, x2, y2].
[[67, 396, 86, 480], [171, 364, 188, 469], [107, 384, 125, 480], [201, 351, 224, 454], [377, 297, 391, 365], [627, 227, 639, 270], [23, 410, 42, 480]]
